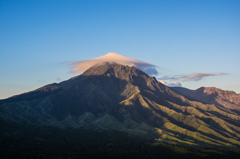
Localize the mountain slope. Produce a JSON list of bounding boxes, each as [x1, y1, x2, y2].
[[172, 87, 240, 111], [1, 63, 240, 149]]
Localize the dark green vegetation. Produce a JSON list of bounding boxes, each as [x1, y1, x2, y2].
[[1, 120, 239, 159], [0, 63, 240, 156]]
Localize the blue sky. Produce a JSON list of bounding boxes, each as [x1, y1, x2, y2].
[[0, 0, 240, 99]]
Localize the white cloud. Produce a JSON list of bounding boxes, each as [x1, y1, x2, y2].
[[159, 80, 182, 87], [70, 52, 158, 76]]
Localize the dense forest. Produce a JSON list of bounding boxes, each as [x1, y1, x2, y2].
[[0, 120, 239, 159]]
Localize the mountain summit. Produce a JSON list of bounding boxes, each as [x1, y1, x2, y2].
[[82, 62, 146, 79], [1, 63, 240, 148]]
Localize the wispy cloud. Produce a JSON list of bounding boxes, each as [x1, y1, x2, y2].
[[179, 72, 228, 81], [159, 72, 228, 82], [70, 52, 158, 76], [159, 80, 182, 87]]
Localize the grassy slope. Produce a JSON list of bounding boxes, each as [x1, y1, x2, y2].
[[118, 86, 240, 148]]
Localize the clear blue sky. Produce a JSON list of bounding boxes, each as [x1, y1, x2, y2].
[[0, 0, 240, 99]]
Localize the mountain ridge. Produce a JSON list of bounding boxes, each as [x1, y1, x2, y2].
[[172, 87, 240, 111], [1, 63, 240, 149]]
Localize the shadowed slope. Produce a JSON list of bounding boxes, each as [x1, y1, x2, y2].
[[0, 63, 240, 149]]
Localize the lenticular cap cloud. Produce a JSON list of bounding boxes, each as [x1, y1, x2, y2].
[[71, 52, 158, 76]]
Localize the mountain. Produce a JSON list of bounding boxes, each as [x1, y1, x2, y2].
[[172, 87, 240, 112], [1, 62, 240, 149]]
